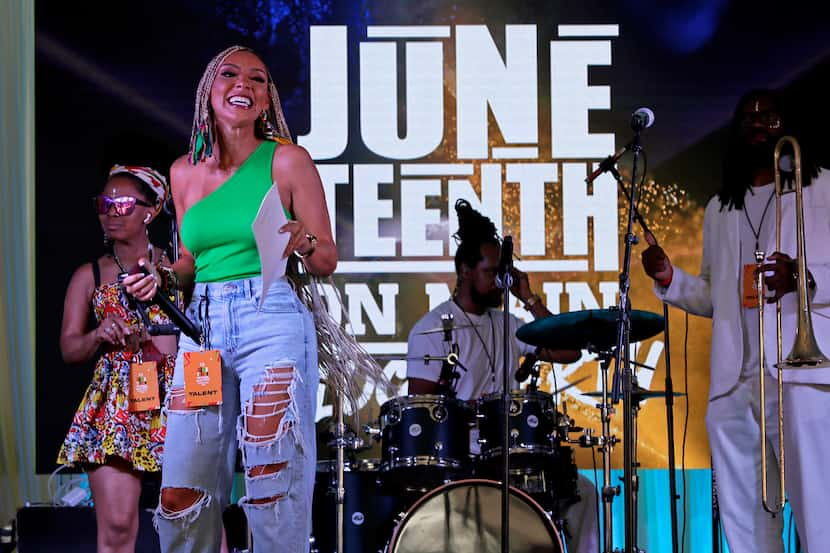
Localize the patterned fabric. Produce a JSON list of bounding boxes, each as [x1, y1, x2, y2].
[[57, 277, 175, 472], [108, 164, 169, 213]]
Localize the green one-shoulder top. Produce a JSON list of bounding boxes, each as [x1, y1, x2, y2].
[[181, 141, 292, 283]]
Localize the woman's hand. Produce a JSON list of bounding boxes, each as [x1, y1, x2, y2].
[[280, 220, 314, 259], [94, 314, 131, 346], [121, 258, 159, 302]]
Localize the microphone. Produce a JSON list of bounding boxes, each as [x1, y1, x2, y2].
[[631, 107, 655, 131], [440, 313, 454, 343], [496, 236, 514, 288], [585, 141, 632, 184], [135, 265, 203, 342], [515, 349, 539, 382], [437, 347, 459, 397]]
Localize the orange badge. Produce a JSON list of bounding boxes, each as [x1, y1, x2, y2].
[[183, 350, 223, 407], [742, 263, 762, 309], [128, 361, 160, 412]]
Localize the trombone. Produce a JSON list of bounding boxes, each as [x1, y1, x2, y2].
[[756, 135, 830, 513]]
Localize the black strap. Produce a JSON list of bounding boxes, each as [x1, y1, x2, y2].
[[91, 259, 101, 288]]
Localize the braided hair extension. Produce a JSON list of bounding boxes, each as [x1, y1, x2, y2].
[[188, 45, 292, 164]]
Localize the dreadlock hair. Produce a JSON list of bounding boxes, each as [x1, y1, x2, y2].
[[188, 45, 292, 164], [453, 199, 501, 277], [717, 88, 823, 211]]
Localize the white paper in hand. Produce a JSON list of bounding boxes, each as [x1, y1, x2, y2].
[[252, 184, 290, 309]]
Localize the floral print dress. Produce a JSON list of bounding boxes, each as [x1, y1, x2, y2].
[[58, 271, 176, 472]]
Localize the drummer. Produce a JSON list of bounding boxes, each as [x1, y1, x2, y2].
[[407, 199, 598, 553]]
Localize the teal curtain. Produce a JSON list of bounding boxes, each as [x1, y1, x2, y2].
[[581, 469, 800, 552], [0, 0, 46, 524]]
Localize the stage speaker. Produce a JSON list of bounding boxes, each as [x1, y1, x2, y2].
[[16, 505, 160, 553]]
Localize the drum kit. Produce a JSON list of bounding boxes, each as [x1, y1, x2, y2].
[[313, 112, 680, 553], [311, 306, 678, 553]]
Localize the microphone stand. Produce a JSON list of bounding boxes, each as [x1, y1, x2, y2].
[[610, 125, 643, 553], [611, 167, 680, 553], [496, 239, 514, 553], [437, 314, 461, 397]]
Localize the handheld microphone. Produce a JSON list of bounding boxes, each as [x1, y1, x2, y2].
[[631, 107, 655, 131], [136, 265, 203, 342], [515, 349, 540, 382], [496, 236, 514, 289]]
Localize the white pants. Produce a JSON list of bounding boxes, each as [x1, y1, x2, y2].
[[706, 373, 784, 553], [563, 473, 600, 553], [782, 381, 830, 553]]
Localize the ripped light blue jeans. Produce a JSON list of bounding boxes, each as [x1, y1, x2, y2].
[[155, 277, 318, 553]]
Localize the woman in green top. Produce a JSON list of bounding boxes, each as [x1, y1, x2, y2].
[[125, 45, 335, 553]]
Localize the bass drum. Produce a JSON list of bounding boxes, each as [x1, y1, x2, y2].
[[386, 479, 563, 553]]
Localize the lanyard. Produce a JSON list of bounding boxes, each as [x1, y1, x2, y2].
[[743, 190, 775, 252]]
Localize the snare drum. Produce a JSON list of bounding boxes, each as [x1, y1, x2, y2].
[[312, 459, 401, 553], [379, 395, 474, 491], [386, 479, 563, 553]]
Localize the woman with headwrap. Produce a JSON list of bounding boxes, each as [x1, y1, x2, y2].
[[58, 164, 177, 553]]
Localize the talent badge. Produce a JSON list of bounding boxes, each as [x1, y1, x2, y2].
[[128, 361, 160, 412], [742, 263, 762, 309], [183, 350, 223, 407]]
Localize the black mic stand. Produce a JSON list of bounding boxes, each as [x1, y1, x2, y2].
[[610, 166, 680, 553], [496, 237, 514, 553], [610, 124, 644, 553]]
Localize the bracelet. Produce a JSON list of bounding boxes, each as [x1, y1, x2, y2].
[[523, 294, 541, 310], [294, 233, 318, 258]]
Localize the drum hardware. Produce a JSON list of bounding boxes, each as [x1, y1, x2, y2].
[[614, 154, 681, 553], [551, 108, 658, 552], [495, 235, 515, 553], [332, 390, 347, 553]]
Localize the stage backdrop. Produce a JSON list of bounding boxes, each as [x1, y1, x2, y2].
[[35, 0, 830, 482]]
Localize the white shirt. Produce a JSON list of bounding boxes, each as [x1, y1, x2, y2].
[[739, 182, 776, 377], [406, 299, 535, 401]]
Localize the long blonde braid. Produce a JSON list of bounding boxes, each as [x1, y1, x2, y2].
[[188, 45, 293, 164]]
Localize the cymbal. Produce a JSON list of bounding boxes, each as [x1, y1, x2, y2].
[[582, 385, 686, 402], [516, 308, 664, 351], [417, 322, 480, 335], [548, 374, 591, 396]]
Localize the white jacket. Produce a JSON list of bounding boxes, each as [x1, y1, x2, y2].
[[657, 171, 830, 399]]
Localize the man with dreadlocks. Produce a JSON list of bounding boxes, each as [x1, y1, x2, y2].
[[125, 46, 335, 552], [642, 89, 830, 553], [406, 199, 599, 553]]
